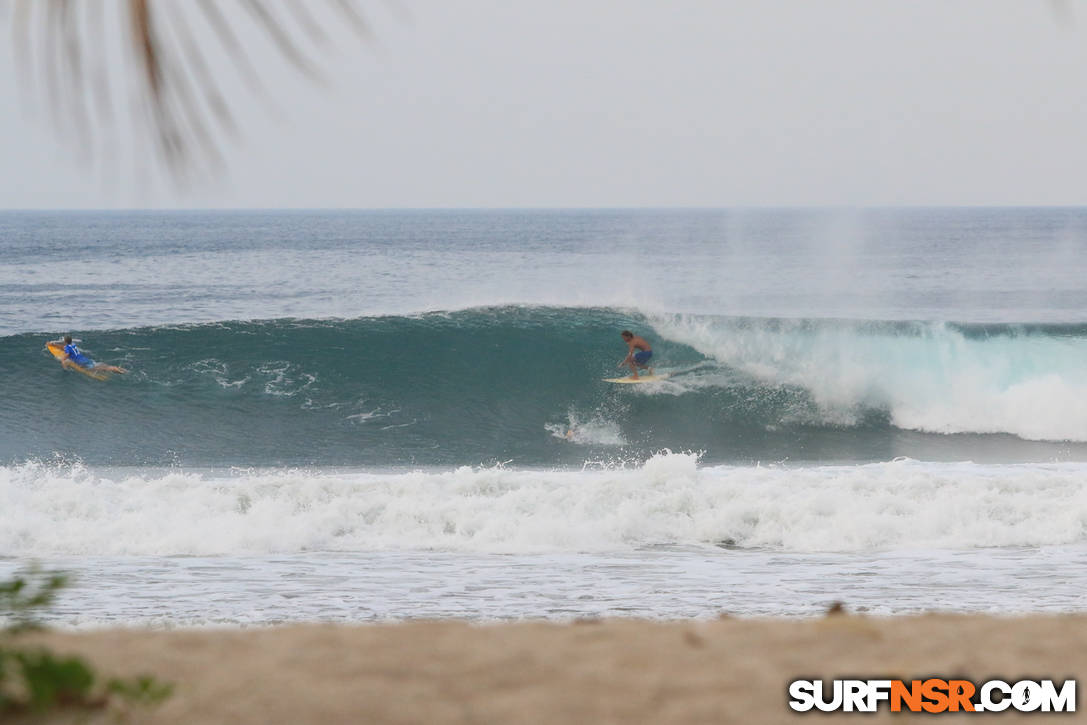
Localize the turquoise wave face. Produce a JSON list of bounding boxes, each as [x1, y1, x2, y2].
[[6, 306, 1087, 467]]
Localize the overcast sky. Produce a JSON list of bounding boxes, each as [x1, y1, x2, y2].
[[4, 0, 1087, 208]]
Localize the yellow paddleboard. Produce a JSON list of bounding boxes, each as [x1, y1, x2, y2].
[[46, 342, 110, 381], [602, 373, 670, 384]]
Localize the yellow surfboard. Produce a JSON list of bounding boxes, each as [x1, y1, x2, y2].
[[46, 342, 110, 381], [602, 373, 670, 384]]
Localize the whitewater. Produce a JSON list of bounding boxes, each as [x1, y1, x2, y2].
[[3, 208, 1087, 625]]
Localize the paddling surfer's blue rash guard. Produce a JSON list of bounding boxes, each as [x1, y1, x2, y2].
[[64, 343, 94, 368]]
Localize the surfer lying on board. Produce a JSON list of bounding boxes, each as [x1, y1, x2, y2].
[[618, 330, 653, 380], [57, 335, 127, 374]]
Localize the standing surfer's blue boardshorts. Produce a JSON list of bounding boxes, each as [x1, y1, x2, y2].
[[633, 350, 653, 365]]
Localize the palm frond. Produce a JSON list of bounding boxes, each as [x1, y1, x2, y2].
[[8, 0, 370, 182]]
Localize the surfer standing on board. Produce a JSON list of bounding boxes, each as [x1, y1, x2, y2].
[[57, 335, 127, 374], [618, 330, 653, 380]]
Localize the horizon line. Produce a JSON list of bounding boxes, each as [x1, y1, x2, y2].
[[4, 204, 1087, 213]]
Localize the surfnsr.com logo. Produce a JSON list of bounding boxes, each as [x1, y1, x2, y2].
[[788, 679, 1076, 713]]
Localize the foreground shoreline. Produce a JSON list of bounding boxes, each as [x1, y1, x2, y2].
[[12, 614, 1085, 724]]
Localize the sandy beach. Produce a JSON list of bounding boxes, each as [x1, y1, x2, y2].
[[10, 614, 1083, 724]]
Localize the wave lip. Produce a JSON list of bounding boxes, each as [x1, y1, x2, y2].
[[5, 455, 1087, 556], [650, 313, 1087, 443]]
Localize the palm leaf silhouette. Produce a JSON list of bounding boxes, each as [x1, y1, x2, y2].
[[8, 0, 370, 180]]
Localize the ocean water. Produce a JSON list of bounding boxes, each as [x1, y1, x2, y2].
[[3, 208, 1087, 625]]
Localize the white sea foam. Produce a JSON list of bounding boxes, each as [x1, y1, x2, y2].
[[187, 358, 250, 389], [652, 314, 1087, 441], [545, 408, 627, 446], [256, 361, 317, 397], [4, 454, 1087, 557]]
